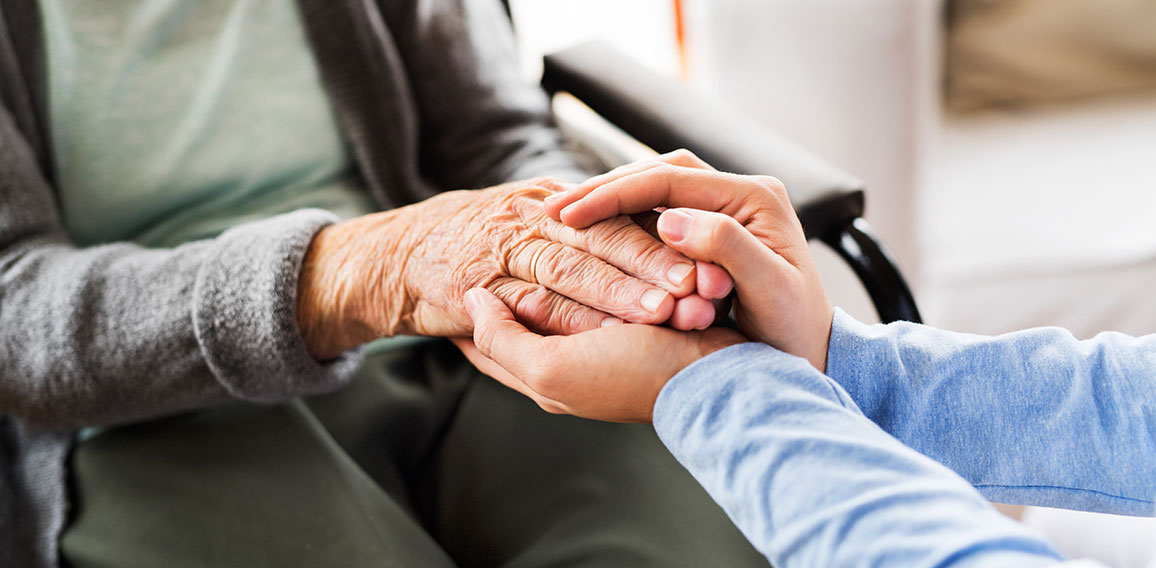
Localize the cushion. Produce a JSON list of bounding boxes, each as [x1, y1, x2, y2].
[[945, 0, 1156, 111]]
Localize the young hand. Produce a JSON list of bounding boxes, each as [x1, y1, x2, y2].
[[454, 288, 744, 423], [544, 150, 834, 372]]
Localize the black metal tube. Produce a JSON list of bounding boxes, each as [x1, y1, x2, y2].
[[820, 218, 922, 324]]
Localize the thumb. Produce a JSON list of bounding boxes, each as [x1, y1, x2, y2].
[[464, 288, 541, 373], [655, 208, 788, 289]]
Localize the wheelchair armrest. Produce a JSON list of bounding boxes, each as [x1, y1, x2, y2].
[[542, 42, 921, 324], [541, 41, 865, 241]]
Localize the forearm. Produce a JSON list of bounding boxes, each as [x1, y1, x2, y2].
[[0, 210, 361, 429], [827, 309, 1156, 514], [653, 343, 1065, 567]]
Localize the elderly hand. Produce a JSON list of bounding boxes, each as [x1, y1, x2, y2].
[[454, 288, 744, 422], [297, 178, 717, 359], [453, 152, 832, 422], [544, 150, 833, 372]]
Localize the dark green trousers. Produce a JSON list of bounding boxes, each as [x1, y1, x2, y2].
[[61, 339, 768, 567]]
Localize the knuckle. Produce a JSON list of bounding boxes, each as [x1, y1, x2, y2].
[[568, 251, 607, 281], [755, 174, 785, 190], [754, 175, 789, 199], [552, 298, 593, 333], [599, 270, 642, 306], [502, 283, 593, 334], [536, 243, 575, 286], [700, 214, 740, 251], [495, 281, 551, 327], [501, 234, 534, 274], [635, 237, 681, 279], [499, 183, 552, 207], [701, 216, 729, 249], [527, 176, 567, 193], [655, 163, 681, 177], [669, 148, 706, 168], [587, 216, 639, 252], [521, 293, 555, 329]]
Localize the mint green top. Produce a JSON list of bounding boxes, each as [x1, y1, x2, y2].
[[41, 0, 377, 248]]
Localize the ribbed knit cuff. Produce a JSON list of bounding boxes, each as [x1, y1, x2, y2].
[[193, 209, 362, 402]]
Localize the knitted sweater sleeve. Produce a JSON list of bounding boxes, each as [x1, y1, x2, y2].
[[0, 105, 360, 430]]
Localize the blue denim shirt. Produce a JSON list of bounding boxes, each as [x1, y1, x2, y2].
[[652, 309, 1156, 567]]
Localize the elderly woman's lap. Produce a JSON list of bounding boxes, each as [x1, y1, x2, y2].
[[61, 340, 767, 568]]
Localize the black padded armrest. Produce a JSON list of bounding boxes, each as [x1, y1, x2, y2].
[[542, 41, 865, 240]]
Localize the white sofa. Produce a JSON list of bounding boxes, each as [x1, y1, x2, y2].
[[685, 0, 1156, 339]]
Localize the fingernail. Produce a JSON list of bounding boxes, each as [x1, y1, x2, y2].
[[695, 309, 714, 331], [544, 191, 569, 204], [640, 289, 668, 313], [601, 317, 623, 328], [719, 279, 734, 297], [658, 209, 693, 243], [464, 289, 481, 317], [667, 263, 694, 286]]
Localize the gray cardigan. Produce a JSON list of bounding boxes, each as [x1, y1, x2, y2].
[[0, 0, 586, 565]]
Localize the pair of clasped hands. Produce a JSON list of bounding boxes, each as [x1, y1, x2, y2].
[[453, 150, 834, 423]]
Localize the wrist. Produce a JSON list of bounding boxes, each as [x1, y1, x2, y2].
[[296, 212, 410, 359], [297, 224, 366, 359], [808, 306, 836, 374]]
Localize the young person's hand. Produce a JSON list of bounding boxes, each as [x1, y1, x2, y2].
[[454, 288, 744, 422], [544, 150, 833, 372]]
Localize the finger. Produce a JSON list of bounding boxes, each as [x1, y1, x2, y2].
[[455, 298, 554, 409], [537, 214, 697, 296], [655, 208, 792, 290], [505, 239, 675, 324], [486, 277, 621, 335], [543, 149, 716, 219], [464, 288, 545, 371], [464, 287, 575, 394], [558, 167, 786, 229], [579, 150, 716, 195], [668, 294, 717, 331], [696, 261, 734, 300]]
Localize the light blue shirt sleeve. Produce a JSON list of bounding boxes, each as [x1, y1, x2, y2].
[[827, 309, 1156, 515], [652, 343, 1066, 567]]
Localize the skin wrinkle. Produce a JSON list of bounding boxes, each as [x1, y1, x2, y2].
[[596, 216, 672, 282], [298, 179, 677, 357], [489, 278, 549, 328], [502, 231, 542, 285], [538, 210, 693, 297], [528, 240, 561, 286]]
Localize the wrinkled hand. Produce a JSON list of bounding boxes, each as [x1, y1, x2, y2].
[[298, 178, 717, 359], [544, 150, 834, 372], [454, 288, 744, 422]]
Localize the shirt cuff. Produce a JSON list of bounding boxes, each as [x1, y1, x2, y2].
[[825, 307, 898, 421], [653, 342, 845, 444], [193, 209, 362, 403]]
